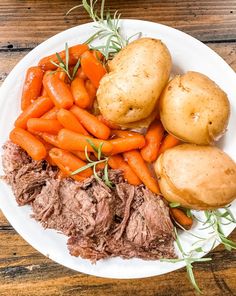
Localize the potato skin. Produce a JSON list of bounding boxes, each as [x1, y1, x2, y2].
[[159, 71, 230, 145], [97, 38, 172, 125], [154, 144, 236, 210]]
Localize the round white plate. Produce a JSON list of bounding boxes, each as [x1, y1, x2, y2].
[[0, 20, 235, 279]]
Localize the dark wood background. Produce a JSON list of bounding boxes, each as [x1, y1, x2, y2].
[[0, 1, 236, 295]]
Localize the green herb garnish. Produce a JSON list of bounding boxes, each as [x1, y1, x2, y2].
[[71, 139, 113, 188], [67, 0, 141, 60], [161, 228, 212, 294], [169, 202, 181, 208], [50, 42, 80, 80]]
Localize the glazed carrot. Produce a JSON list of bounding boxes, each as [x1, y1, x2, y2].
[[56, 170, 68, 179], [55, 69, 66, 82], [41, 106, 59, 119], [123, 150, 160, 194], [111, 130, 141, 138], [72, 150, 90, 161], [57, 108, 89, 135], [108, 155, 141, 186], [109, 136, 145, 155], [58, 129, 113, 154], [92, 50, 104, 61], [141, 120, 165, 162], [170, 208, 193, 230], [158, 134, 181, 155], [27, 118, 62, 134], [80, 51, 106, 88], [46, 155, 57, 166], [38, 44, 89, 70], [15, 96, 54, 129], [21, 66, 44, 110], [75, 68, 87, 80], [97, 115, 120, 130], [10, 127, 47, 161], [88, 154, 106, 171], [70, 105, 111, 140], [71, 77, 91, 109], [49, 148, 92, 181], [43, 72, 74, 109], [42, 133, 61, 147], [41, 86, 48, 97], [85, 80, 97, 108]]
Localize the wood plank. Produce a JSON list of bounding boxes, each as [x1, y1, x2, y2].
[[0, 0, 236, 51]]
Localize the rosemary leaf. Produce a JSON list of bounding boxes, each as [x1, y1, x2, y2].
[[71, 162, 95, 175], [169, 202, 181, 208], [72, 59, 81, 80], [86, 138, 99, 153]]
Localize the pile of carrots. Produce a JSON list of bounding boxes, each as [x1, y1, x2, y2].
[[10, 43, 182, 195]]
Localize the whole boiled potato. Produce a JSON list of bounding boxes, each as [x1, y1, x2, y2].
[[97, 38, 172, 125], [154, 144, 236, 210], [159, 71, 230, 145]]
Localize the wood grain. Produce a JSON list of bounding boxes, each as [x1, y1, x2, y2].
[[0, 0, 236, 295], [0, 0, 236, 51]]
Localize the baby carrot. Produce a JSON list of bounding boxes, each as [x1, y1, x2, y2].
[[70, 105, 111, 140], [170, 208, 193, 230], [108, 155, 141, 185], [41, 86, 48, 97], [49, 148, 92, 181], [97, 115, 120, 130], [43, 72, 74, 109], [72, 150, 90, 161], [56, 170, 68, 179], [75, 68, 87, 80], [71, 77, 91, 109], [57, 108, 89, 135], [111, 130, 142, 138], [55, 69, 67, 82], [21, 66, 44, 110], [109, 136, 145, 155], [123, 150, 160, 194], [42, 133, 61, 147], [81, 51, 106, 88], [38, 44, 89, 70], [27, 118, 62, 134], [141, 120, 165, 162], [158, 134, 181, 155], [58, 129, 113, 154], [41, 106, 59, 119], [10, 127, 47, 161], [92, 50, 104, 61], [15, 96, 54, 129], [85, 79, 97, 108]]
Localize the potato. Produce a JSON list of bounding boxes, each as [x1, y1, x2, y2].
[[159, 71, 230, 145], [97, 38, 172, 125], [154, 144, 236, 210]]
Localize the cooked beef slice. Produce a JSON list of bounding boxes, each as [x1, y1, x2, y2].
[[1, 141, 57, 205], [1, 141, 176, 261]]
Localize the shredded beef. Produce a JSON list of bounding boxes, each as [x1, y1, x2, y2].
[[1, 141, 176, 261]]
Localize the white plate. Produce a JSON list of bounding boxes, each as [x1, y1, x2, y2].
[[0, 20, 236, 279]]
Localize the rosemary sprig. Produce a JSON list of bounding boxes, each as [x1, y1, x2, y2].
[[71, 139, 113, 188], [50, 42, 80, 80], [67, 0, 141, 59], [203, 209, 236, 251], [161, 228, 212, 294]]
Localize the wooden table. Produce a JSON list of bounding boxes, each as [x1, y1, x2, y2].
[[0, 1, 236, 295]]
